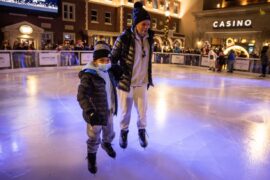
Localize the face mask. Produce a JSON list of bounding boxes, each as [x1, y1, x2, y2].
[[97, 63, 111, 72]]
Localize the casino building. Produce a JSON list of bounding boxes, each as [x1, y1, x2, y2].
[[194, 0, 270, 56]]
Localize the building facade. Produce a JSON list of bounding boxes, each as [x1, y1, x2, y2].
[[0, 0, 185, 50], [86, 0, 185, 50], [194, 0, 270, 56], [0, 0, 85, 49]]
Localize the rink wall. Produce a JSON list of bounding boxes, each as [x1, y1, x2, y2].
[[152, 52, 264, 74], [0, 50, 266, 74]]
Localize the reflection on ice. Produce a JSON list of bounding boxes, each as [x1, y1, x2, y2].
[[0, 65, 270, 180], [154, 85, 168, 128], [11, 141, 19, 153], [247, 109, 270, 163], [26, 75, 38, 96], [248, 124, 269, 163]]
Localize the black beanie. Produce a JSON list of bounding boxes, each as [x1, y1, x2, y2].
[[93, 41, 111, 61], [132, 2, 151, 26]]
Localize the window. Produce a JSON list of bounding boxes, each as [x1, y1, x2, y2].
[[173, 22, 177, 31], [153, 0, 158, 9], [174, 2, 179, 14], [159, 0, 165, 9], [62, 2, 75, 22], [63, 32, 75, 42], [42, 32, 54, 49], [105, 12, 111, 24], [127, 13, 132, 26], [152, 18, 157, 29], [91, 10, 98, 22]]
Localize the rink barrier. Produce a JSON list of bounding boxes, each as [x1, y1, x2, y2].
[[0, 50, 265, 74], [0, 50, 94, 69], [152, 52, 265, 74]]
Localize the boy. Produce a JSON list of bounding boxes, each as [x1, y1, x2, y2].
[[77, 41, 118, 174]]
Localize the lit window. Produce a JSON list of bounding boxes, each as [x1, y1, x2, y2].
[[160, 0, 165, 9], [91, 10, 98, 22], [173, 22, 177, 31], [127, 13, 132, 26], [105, 12, 111, 24], [152, 18, 157, 29], [174, 2, 179, 14], [62, 3, 75, 22], [153, 0, 158, 9]]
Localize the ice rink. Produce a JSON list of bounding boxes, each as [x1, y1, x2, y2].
[[1, 64, 270, 180]]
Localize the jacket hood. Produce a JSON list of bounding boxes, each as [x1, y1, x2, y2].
[[78, 61, 98, 79]]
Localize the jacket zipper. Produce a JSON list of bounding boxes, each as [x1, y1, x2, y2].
[[89, 97, 97, 112]]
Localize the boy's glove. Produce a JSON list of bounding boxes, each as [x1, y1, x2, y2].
[[87, 112, 102, 126], [109, 64, 123, 81]]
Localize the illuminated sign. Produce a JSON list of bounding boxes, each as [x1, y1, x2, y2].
[[213, 19, 252, 29]]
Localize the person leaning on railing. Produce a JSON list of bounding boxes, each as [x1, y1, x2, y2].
[[227, 49, 236, 73], [1, 40, 11, 50], [259, 46, 269, 78]]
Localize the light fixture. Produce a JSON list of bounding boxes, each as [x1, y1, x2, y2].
[[19, 25, 33, 35], [165, 10, 170, 17], [217, 3, 220, 8]]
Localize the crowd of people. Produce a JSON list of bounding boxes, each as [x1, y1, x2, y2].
[[0, 39, 95, 68], [0, 38, 268, 74]]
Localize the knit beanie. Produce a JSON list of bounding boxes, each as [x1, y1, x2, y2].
[[93, 41, 111, 61], [132, 2, 151, 26]]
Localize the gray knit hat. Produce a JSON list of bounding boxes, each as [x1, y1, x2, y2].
[[93, 41, 111, 61]]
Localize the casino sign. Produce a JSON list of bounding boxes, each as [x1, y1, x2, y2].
[[212, 19, 252, 29]]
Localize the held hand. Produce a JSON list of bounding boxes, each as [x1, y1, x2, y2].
[[109, 64, 123, 81]]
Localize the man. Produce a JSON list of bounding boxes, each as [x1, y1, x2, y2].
[[111, 1, 154, 149]]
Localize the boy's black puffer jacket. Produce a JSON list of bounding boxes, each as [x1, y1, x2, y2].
[[77, 69, 117, 126]]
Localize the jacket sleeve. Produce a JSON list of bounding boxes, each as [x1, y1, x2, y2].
[[111, 36, 123, 64], [77, 74, 96, 116]]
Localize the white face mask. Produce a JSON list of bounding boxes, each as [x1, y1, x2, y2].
[[97, 63, 111, 72]]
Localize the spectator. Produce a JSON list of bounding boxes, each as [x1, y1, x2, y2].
[[217, 48, 225, 72], [227, 49, 236, 73], [259, 46, 269, 77], [1, 40, 11, 50], [173, 44, 181, 53], [208, 48, 217, 71]]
